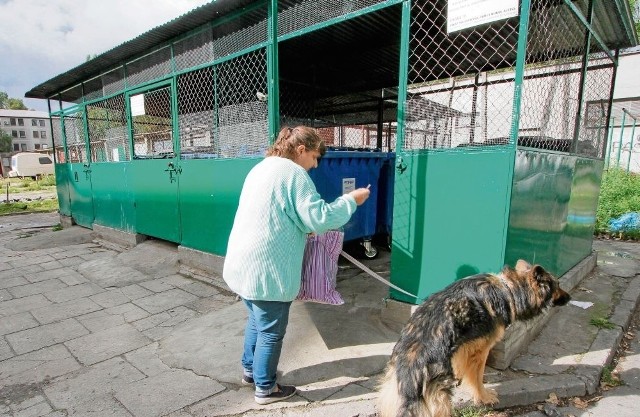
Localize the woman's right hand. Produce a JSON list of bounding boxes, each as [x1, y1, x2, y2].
[[349, 187, 371, 206]]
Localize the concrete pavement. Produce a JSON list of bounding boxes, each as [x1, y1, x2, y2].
[[0, 212, 639, 416]]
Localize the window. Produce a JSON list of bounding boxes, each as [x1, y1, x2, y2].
[[18, 119, 24, 126], [13, 143, 19, 151], [35, 144, 41, 150], [33, 131, 40, 138], [19, 131, 26, 138], [39, 120, 45, 127], [42, 144, 49, 149], [41, 131, 47, 139], [32, 119, 38, 126], [11, 130, 17, 137], [20, 143, 27, 151], [39, 156, 52, 164], [10, 118, 16, 126]]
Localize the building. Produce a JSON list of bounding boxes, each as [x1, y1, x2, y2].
[[0, 109, 53, 176], [0, 109, 52, 152]]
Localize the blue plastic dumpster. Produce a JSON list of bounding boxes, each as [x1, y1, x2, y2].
[[308, 150, 386, 256]]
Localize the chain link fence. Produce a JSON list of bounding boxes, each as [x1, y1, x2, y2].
[[63, 112, 87, 163], [86, 94, 130, 162], [131, 86, 174, 158], [51, 117, 65, 163]]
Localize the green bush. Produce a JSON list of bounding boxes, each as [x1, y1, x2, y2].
[[596, 168, 640, 236]]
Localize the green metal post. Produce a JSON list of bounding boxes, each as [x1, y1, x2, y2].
[[605, 117, 615, 169], [627, 118, 637, 172], [510, 0, 532, 145], [81, 105, 91, 163], [571, 0, 594, 153], [617, 111, 626, 168], [170, 77, 180, 159], [267, 0, 280, 142], [394, 0, 410, 154]]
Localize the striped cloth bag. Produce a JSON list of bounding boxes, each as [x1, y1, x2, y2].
[[296, 230, 345, 305]]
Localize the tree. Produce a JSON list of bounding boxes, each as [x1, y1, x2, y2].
[[631, 0, 640, 40], [0, 131, 12, 153], [0, 91, 27, 110]]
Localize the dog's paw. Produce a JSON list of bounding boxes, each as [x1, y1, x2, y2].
[[475, 388, 499, 405]]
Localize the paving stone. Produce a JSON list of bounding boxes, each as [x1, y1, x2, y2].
[[180, 281, 221, 297], [0, 274, 29, 290], [57, 270, 88, 286], [76, 310, 126, 332], [20, 264, 44, 275], [0, 294, 51, 317], [0, 289, 13, 302], [64, 324, 151, 365], [10, 395, 48, 413], [57, 257, 85, 267], [90, 289, 130, 308], [0, 312, 39, 336], [0, 262, 11, 272], [132, 289, 198, 314], [5, 318, 89, 354], [44, 357, 146, 409], [104, 303, 150, 322], [43, 282, 104, 303], [40, 260, 65, 271], [0, 337, 13, 361], [124, 343, 172, 377], [139, 279, 175, 293], [120, 284, 153, 301], [31, 298, 103, 325], [115, 370, 225, 417], [65, 394, 133, 416], [8, 255, 56, 268], [0, 344, 81, 386], [7, 279, 68, 299], [12, 399, 52, 417]]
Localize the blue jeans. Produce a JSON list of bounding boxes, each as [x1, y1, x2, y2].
[[241, 299, 292, 393]]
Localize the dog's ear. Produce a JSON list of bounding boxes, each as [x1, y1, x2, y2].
[[531, 265, 548, 282], [515, 259, 532, 273]]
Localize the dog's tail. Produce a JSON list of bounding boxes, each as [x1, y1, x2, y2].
[[377, 363, 453, 417]]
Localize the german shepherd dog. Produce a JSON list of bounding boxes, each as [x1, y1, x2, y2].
[[377, 260, 571, 417]]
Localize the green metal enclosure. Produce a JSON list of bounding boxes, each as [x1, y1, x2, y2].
[[28, 0, 637, 304]]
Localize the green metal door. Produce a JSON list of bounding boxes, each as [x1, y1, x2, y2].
[[128, 82, 180, 243], [63, 109, 94, 228]]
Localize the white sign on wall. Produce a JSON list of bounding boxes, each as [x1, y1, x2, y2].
[[447, 0, 519, 33], [130, 94, 146, 117]]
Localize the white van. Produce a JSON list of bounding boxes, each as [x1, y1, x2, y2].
[[8, 153, 55, 179]]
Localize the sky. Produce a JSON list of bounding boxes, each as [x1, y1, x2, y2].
[[0, 0, 212, 112]]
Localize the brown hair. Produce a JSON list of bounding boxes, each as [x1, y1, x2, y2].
[[266, 126, 326, 160]]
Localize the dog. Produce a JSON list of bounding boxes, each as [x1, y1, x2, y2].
[[377, 260, 571, 417]]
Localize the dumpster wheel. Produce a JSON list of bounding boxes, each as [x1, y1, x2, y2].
[[362, 239, 378, 259]]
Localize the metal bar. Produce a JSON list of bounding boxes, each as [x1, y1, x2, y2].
[[377, 95, 384, 150], [46, 99, 58, 164], [571, 0, 594, 153], [605, 117, 615, 169], [563, 0, 616, 63], [616, 110, 627, 167], [81, 105, 91, 163], [395, 0, 411, 154], [603, 49, 620, 161], [509, 0, 532, 146], [626, 119, 637, 172], [267, 0, 279, 142], [613, 0, 639, 45]]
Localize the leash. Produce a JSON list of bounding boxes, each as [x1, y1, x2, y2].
[[339, 250, 422, 301]]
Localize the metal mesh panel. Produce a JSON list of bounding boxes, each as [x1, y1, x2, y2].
[[278, 0, 387, 36], [83, 76, 104, 102], [177, 66, 216, 157], [86, 94, 130, 162], [58, 85, 84, 110], [126, 47, 172, 89], [51, 117, 66, 163], [102, 67, 126, 97], [174, 28, 214, 72], [518, 0, 615, 158], [215, 49, 268, 158], [212, 14, 268, 60], [404, 1, 520, 150], [131, 86, 174, 158], [575, 55, 614, 158], [63, 112, 87, 163], [316, 123, 396, 151]]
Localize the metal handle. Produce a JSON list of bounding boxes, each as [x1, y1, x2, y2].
[[396, 157, 407, 174]]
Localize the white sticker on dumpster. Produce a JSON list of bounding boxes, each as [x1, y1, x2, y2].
[[342, 178, 356, 195]]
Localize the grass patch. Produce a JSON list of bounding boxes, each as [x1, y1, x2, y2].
[[0, 199, 59, 216], [52, 223, 64, 231], [601, 365, 624, 388], [589, 316, 616, 330], [596, 168, 640, 238], [455, 406, 489, 417], [0, 175, 57, 193]]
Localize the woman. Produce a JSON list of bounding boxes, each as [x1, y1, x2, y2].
[[223, 126, 370, 405]]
